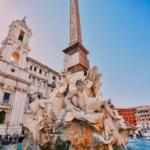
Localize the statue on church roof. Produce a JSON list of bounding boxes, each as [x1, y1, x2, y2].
[[21, 16, 27, 24]]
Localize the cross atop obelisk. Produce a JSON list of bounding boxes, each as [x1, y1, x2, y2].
[[69, 0, 82, 46], [63, 0, 90, 74]]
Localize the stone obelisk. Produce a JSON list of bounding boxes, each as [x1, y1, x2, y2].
[[63, 0, 90, 74]]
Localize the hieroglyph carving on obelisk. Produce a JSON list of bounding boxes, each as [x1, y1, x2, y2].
[[69, 0, 82, 46]]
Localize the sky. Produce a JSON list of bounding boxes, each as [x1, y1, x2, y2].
[[0, 0, 150, 108]]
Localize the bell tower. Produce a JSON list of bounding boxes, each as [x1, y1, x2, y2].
[[63, 0, 90, 74], [1, 17, 32, 69]]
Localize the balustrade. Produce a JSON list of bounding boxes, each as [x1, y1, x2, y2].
[[0, 103, 11, 109]]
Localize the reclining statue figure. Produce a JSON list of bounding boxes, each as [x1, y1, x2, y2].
[[64, 79, 122, 123]]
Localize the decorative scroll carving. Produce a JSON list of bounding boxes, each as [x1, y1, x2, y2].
[[15, 87, 27, 93]]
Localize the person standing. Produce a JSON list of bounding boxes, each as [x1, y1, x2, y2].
[[7, 134, 10, 144]]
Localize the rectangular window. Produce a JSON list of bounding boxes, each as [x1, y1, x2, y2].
[[18, 30, 25, 42], [3, 93, 10, 103], [38, 79, 40, 81], [52, 82, 56, 86], [45, 72, 47, 76], [34, 67, 37, 72], [33, 76, 36, 79], [30, 65, 32, 71], [39, 69, 42, 74], [29, 75, 31, 79]]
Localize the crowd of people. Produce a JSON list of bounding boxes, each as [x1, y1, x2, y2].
[[0, 132, 25, 145]]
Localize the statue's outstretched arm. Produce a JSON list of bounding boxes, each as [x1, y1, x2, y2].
[[40, 96, 56, 108]]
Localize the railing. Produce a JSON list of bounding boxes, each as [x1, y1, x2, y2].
[[0, 103, 11, 109]]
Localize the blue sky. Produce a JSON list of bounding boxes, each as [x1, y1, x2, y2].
[[0, 0, 150, 108]]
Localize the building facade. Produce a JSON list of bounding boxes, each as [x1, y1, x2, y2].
[[0, 18, 60, 136], [134, 105, 150, 125], [115, 108, 137, 126]]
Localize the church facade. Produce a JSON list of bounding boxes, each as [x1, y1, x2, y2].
[[0, 18, 60, 136]]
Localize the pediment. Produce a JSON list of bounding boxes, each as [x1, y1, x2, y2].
[[2, 85, 15, 93]]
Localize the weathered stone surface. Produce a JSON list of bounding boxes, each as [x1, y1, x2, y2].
[[56, 120, 106, 150]]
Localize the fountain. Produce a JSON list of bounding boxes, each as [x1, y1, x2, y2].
[[21, 67, 136, 150]]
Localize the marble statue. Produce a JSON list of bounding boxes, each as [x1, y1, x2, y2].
[[21, 67, 136, 150], [64, 79, 122, 122]]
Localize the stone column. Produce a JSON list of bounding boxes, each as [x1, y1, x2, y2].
[[36, 67, 39, 75], [42, 69, 45, 76], [21, 51, 28, 69], [9, 90, 21, 125], [13, 26, 17, 37], [18, 92, 27, 124], [23, 33, 27, 44], [26, 35, 29, 44], [15, 28, 20, 39], [0, 84, 4, 103], [5, 43, 13, 62], [10, 26, 15, 35], [27, 61, 30, 70], [3, 45, 9, 61], [48, 72, 52, 85], [26, 36, 30, 45], [46, 72, 49, 98]]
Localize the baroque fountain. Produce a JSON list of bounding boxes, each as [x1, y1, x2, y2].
[[21, 67, 136, 150]]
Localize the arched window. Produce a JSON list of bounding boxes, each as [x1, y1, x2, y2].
[[11, 52, 19, 63], [0, 111, 6, 124], [18, 30, 25, 42]]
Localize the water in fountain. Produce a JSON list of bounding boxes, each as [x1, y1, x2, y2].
[[105, 119, 128, 150]]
